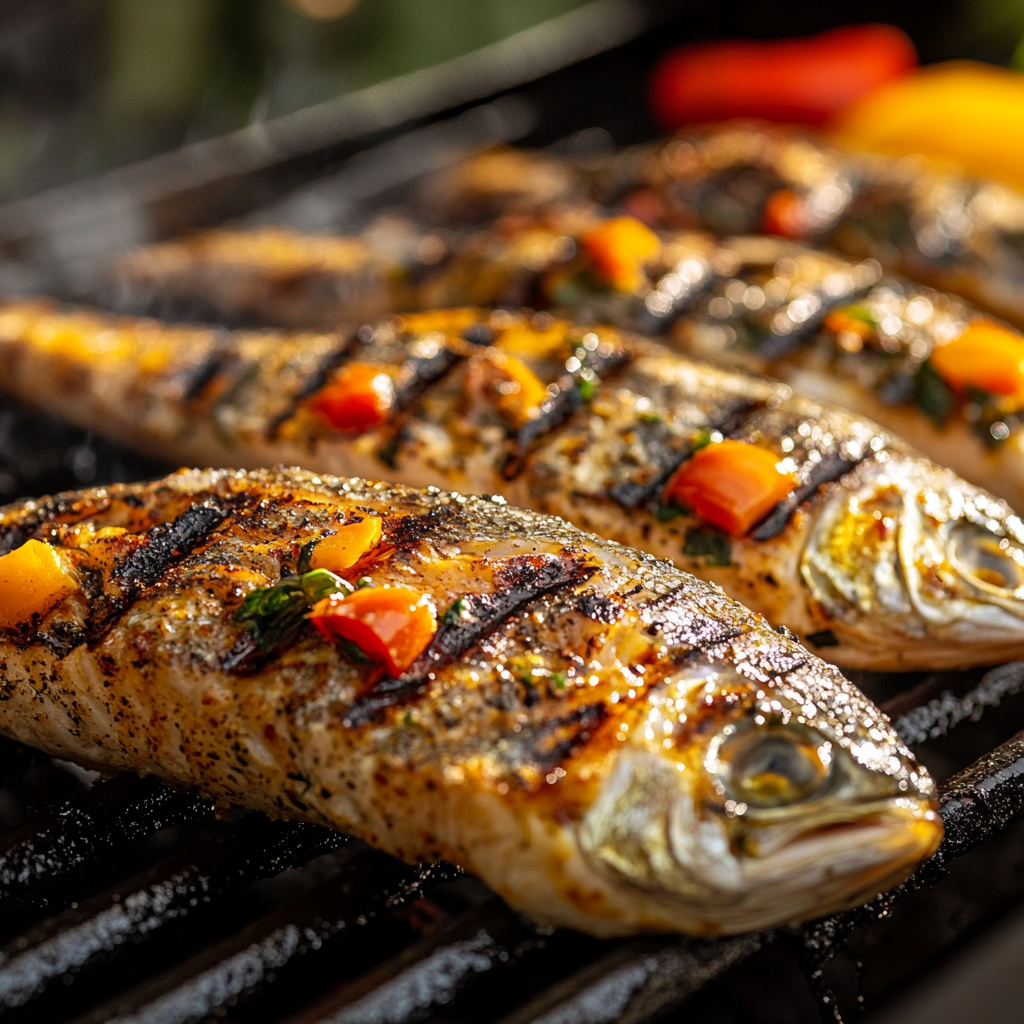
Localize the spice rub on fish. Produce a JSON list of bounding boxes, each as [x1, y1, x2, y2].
[[1, 302, 1023, 670], [0, 467, 939, 935]]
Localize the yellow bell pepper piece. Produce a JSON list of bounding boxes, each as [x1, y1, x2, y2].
[[309, 516, 383, 573], [831, 62, 1024, 192], [0, 539, 78, 629], [930, 319, 1024, 397], [581, 217, 662, 293]]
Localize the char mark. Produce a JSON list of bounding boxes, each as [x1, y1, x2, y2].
[[575, 592, 625, 624], [507, 346, 630, 478], [0, 496, 108, 556], [643, 586, 746, 650], [383, 505, 466, 550], [268, 334, 356, 435], [517, 702, 607, 774], [609, 398, 764, 508], [343, 553, 597, 727], [751, 450, 862, 540], [180, 332, 234, 403], [393, 349, 462, 410], [113, 504, 229, 592]]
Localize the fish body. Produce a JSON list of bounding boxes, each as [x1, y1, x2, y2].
[[0, 466, 939, 935], [1, 301, 1023, 670]]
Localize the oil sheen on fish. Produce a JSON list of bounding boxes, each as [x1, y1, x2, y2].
[[0, 467, 940, 935], [1, 300, 1023, 670]]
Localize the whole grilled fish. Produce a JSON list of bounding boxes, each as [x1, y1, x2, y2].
[[101, 204, 1024, 516], [1, 300, 1023, 670], [0, 466, 940, 935]]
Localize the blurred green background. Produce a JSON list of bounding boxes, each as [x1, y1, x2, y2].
[[0, 0, 1022, 205]]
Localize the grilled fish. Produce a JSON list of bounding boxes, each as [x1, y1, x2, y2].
[[1, 300, 1023, 670], [103, 201, 1024, 515], [0, 466, 940, 935]]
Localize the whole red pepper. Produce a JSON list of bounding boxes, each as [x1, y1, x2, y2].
[[649, 23, 917, 128]]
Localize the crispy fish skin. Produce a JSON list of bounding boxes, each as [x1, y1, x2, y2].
[[0, 467, 939, 935], [1, 301, 1023, 670]]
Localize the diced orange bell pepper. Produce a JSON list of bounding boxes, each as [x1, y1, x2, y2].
[[466, 350, 549, 427], [762, 189, 810, 239], [665, 440, 798, 537], [824, 308, 875, 339], [309, 516, 383, 572], [580, 217, 661, 293], [929, 319, 1024, 397], [399, 309, 480, 335], [0, 539, 78, 629], [310, 363, 394, 433], [309, 585, 437, 677]]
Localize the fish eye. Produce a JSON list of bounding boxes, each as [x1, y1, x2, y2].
[[950, 522, 1024, 593], [716, 725, 833, 809]]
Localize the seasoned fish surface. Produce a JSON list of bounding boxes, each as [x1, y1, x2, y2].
[[1, 302, 1023, 670], [0, 467, 939, 935]]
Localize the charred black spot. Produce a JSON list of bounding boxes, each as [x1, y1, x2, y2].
[[644, 586, 745, 650], [752, 451, 862, 541], [575, 593, 624, 625], [0, 496, 101, 555], [462, 323, 495, 346], [34, 622, 88, 658], [806, 628, 840, 648], [383, 505, 465, 550], [113, 504, 229, 592]]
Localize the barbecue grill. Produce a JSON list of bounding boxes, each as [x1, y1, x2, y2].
[[0, 1, 1022, 1021]]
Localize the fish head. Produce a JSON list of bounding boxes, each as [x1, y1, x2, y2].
[[579, 657, 940, 934], [803, 457, 1024, 668]]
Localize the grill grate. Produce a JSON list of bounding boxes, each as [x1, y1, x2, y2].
[[0, 1, 1022, 1020]]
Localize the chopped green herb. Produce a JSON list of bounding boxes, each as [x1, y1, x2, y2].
[[403, 710, 418, 727], [914, 360, 954, 425], [442, 597, 467, 625], [354, 576, 374, 590], [234, 569, 351, 651], [805, 629, 840, 648], [377, 434, 401, 470], [639, 411, 661, 424], [691, 428, 715, 452], [550, 672, 567, 690], [683, 527, 732, 567], [336, 635, 372, 664], [577, 377, 597, 402], [654, 503, 684, 523]]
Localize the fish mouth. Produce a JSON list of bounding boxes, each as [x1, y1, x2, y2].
[[723, 798, 943, 927], [803, 459, 1024, 665]]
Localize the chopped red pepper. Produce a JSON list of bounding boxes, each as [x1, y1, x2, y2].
[[310, 363, 394, 434], [649, 24, 918, 128], [309, 585, 437, 676], [665, 440, 798, 538], [761, 189, 810, 239]]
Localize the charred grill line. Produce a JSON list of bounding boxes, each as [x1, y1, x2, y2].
[[268, 334, 359, 437], [178, 330, 235, 404], [523, 702, 606, 774], [343, 555, 597, 727], [0, 818, 347, 1012], [751, 451, 863, 541], [0, 497, 105, 557], [0, 775, 212, 904], [643, 587, 747, 652], [391, 347, 463, 411], [112, 504, 229, 593], [608, 398, 765, 509]]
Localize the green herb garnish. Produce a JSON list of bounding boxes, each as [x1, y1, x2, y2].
[[639, 411, 661, 424], [683, 527, 732, 567], [691, 428, 715, 452], [442, 597, 467, 625], [297, 540, 317, 575], [335, 635, 373, 664], [550, 672, 567, 690], [577, 377, 597, 403], [914, 360, 954, 425], [837, 305, 879, 328], [377, 434, 401, 470], [234, 569, 351, 651], [654, 503, 684, 523]]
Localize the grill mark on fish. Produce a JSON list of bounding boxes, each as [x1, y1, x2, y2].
[[643, 586, 747, 651], [517, 702, 607, 775], [0, 498, 104, 556], [112, 504, 230, 593], [752, 450, 864, 540], [179, 331, 234, 403], [267, 332, 357, 436], [343, 554, 596, 727], [575, 592, 625, 624], [608, 398, 765, 509]]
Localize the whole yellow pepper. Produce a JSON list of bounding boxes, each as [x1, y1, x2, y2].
[[831, 61, 1024, 192]]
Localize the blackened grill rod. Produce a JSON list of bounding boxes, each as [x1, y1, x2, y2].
[[0, 817, 346, 1011], [0, 774, 212, 904], [285, 898, 543, 1024], [65, 852, 457, 1024]]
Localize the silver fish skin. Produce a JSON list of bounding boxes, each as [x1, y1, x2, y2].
[[0, 301, 1023, 670], [0, 467, 940, 936]]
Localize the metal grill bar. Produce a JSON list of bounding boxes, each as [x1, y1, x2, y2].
[[66, 852, 457, 1024], [0, 817, 345, 1011], [0, 775, 212, 903]]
